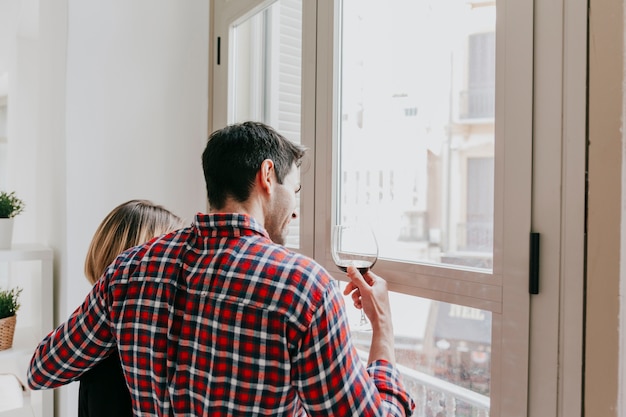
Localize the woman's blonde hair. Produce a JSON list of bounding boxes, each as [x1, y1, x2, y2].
[[84, 199, 185, 285]]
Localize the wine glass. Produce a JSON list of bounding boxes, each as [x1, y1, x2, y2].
[[331, 223, 378, 331]]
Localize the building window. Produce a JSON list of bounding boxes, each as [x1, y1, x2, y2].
[[460, 32, 495, 119]]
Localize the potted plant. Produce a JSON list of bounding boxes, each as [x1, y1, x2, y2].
[[0, 286, 22, 351], [0, 191, 25, 219], [0, 191, 25, 249]]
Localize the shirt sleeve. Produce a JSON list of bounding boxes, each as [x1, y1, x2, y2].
[[292, 283, 415, 416], [27, 276, 115, 389]]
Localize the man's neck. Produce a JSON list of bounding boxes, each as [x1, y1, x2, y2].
[[210, 199, 265, 228]]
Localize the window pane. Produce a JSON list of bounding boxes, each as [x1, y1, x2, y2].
[[338, 0, 495, 270], [232, 0, 303, 249], [340, 284, 491, 416]]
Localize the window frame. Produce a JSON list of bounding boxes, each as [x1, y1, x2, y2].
[[306, 1, 533, 415]]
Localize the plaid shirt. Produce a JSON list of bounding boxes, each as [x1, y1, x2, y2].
[[28, 213, 415, 416]]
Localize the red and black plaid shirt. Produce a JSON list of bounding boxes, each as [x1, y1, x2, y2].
[[28, 213, 415, 416]]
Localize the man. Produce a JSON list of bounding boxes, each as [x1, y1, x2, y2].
[[28, 121, 415, 416]]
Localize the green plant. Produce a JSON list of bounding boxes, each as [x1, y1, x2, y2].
[[0, 287, 21, 319], [0, 191, 25, 218]]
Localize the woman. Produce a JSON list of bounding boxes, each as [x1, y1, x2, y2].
[[79, 199, 185, 417]]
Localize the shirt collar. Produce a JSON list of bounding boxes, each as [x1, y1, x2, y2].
[[192, 212, 270, 239]]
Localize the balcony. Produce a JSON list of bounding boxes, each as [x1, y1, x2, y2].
[[459, 89, 495, 120]]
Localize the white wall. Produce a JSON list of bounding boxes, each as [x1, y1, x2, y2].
[[35, 2, 209, 416]]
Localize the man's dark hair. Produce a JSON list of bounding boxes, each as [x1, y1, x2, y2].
[[202, 121, 307, 209]]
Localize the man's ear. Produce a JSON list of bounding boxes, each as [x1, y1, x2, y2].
[[258, 159, 275, 194]]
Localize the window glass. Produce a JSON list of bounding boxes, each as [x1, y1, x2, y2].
[[337, 1, 495, 414], [232, 0, 303, 248], [338, 0, 496, 270]]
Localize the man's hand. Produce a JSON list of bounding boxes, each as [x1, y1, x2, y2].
[[343, 266, 396, 365]]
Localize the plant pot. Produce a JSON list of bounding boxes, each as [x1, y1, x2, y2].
[[0, 314, 16, 351], [0, 218, 14, 250]]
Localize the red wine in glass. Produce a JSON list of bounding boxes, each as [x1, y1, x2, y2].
[[334, 259, 376, 274], [331, 225, 378, 269]]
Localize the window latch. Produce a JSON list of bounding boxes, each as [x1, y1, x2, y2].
[[529, 232, 540, 294]]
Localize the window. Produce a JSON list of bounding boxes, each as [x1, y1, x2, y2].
[[212, 0, 534, 414], [229, 0, 303, 248], [462, 32, 496, 119], [465, 157, 494, 253]]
